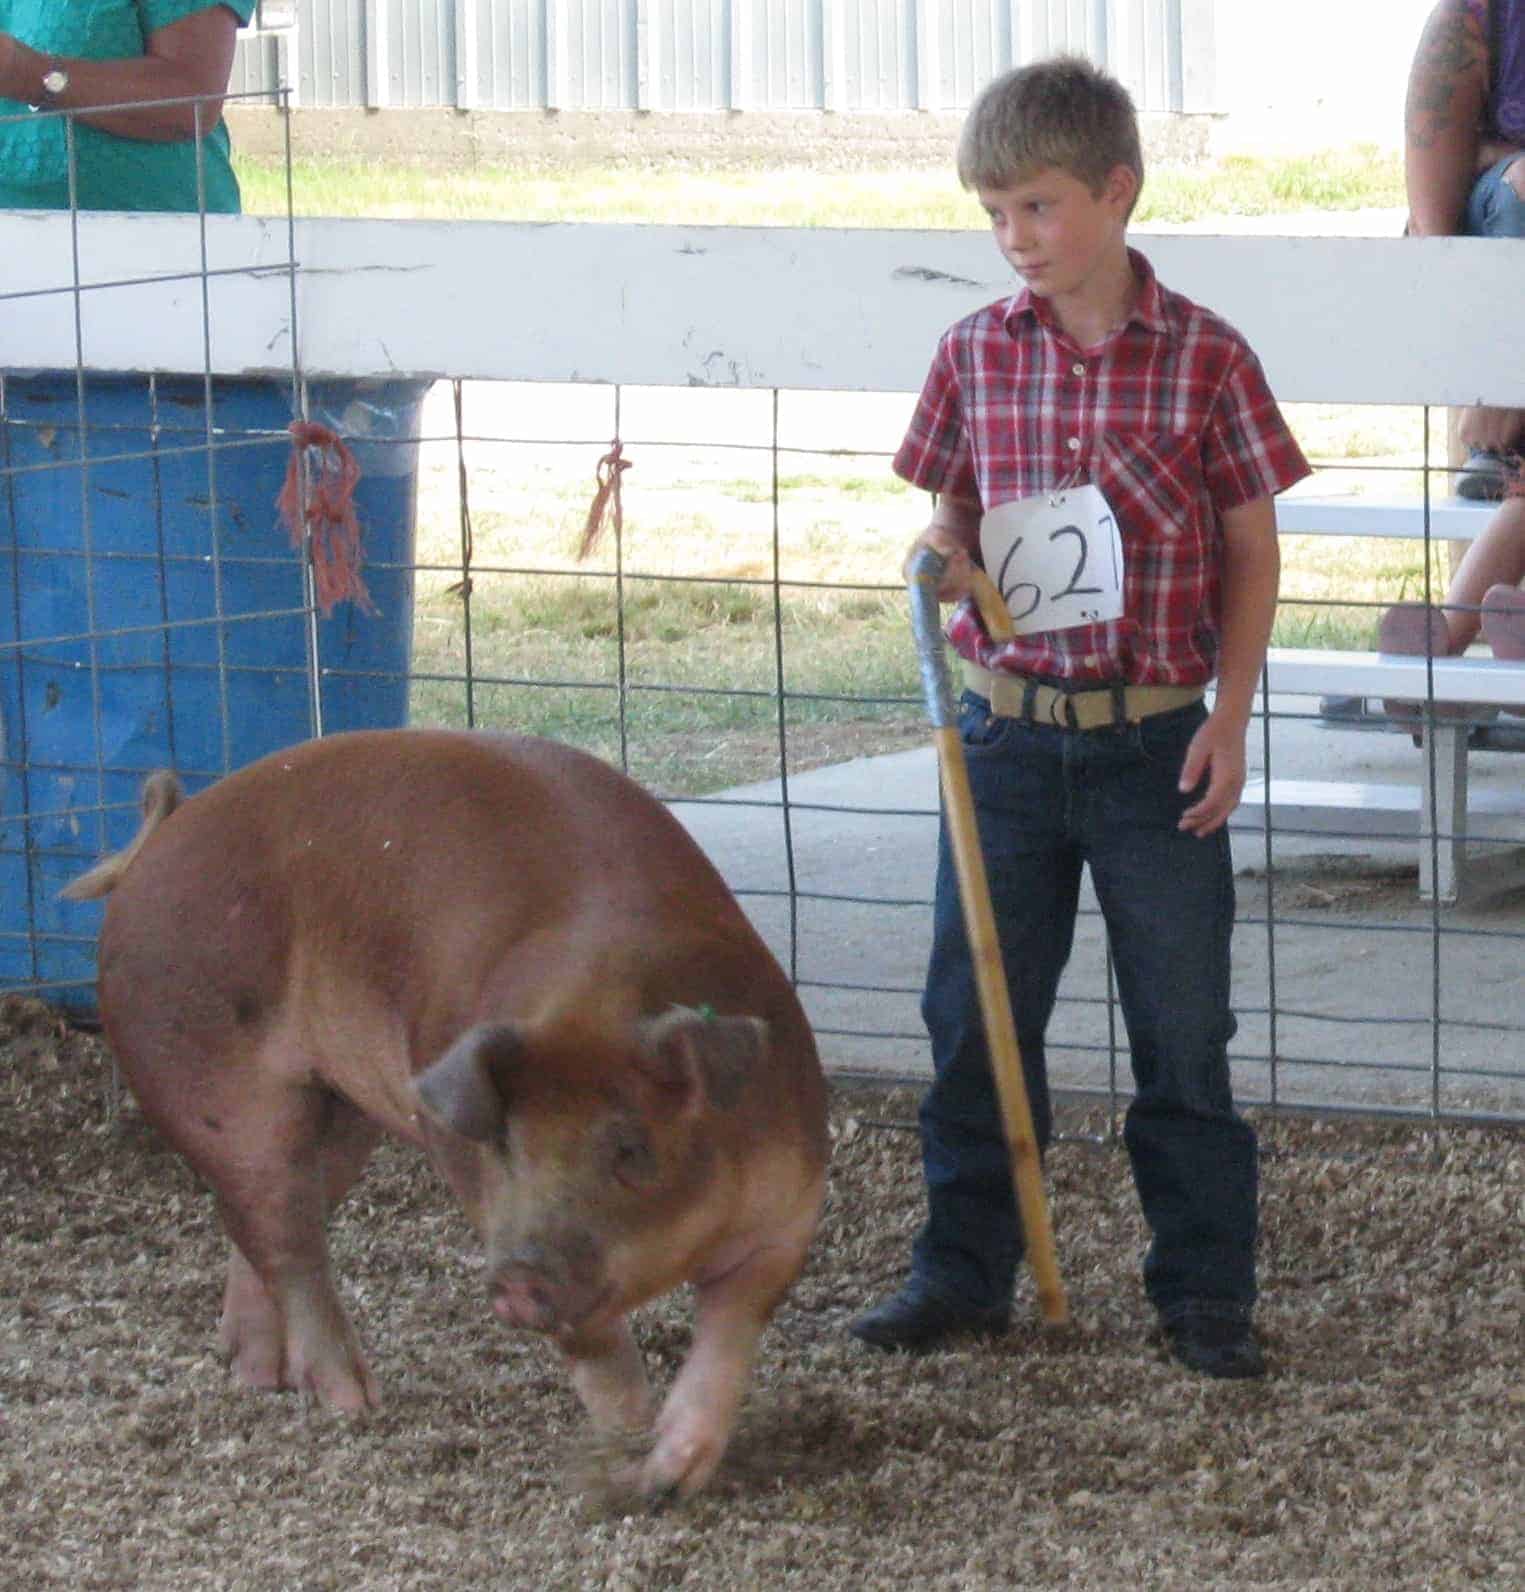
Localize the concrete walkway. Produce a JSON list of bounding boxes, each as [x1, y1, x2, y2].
[[672, 697, 1525, 1120]]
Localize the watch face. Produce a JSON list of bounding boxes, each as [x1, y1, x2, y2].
[[42, 68, 69, 96]]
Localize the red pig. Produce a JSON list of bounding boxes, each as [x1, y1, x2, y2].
[[67, 729, 829, 1501]]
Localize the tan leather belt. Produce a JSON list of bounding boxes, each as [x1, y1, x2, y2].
[[962, 662, 1204, 730]]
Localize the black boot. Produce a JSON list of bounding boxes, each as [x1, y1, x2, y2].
[[849, 1284, 1010, 1352], [1159, 1300, 1266, 1380]]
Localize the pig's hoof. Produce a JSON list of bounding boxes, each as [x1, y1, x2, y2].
[[637, 1433, 722, 1503], [229, 1350, 288, 1395], [295, 1359, 380, 1415], [644, 1479, 682, 1512], [597, 1458, 686, 1512], [220, 1324, 288, 1395], [571, 1426, 674, 1513]]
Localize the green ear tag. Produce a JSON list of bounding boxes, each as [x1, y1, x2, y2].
[[696, 1003, 717, 1023]]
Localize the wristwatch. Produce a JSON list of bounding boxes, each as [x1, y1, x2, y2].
[[39, 60, 69, 103]]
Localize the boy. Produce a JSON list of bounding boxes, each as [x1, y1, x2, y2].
[[849, 57, 1310, 1378]]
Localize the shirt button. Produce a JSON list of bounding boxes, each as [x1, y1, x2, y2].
[[1066, 437, 1081, 452], [1071, 362, 1086, 376]]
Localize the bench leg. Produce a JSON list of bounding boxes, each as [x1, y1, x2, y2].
[[1418, 723, 1468, 903]]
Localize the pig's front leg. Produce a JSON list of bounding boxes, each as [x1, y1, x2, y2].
[[561, 1315, 654, 1434], [636, 1234, 812, 1502]]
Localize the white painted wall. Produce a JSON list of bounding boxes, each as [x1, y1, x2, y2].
[[1210, 0, 1437, 153]]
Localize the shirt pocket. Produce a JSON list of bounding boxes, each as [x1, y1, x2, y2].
[[1092, 430, 1209, 552], [1090, 430, 1216, 669]]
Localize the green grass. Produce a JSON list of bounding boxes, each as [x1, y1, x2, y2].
[[1136, 147, 1404, 224], [234, 145, 1404, 228]]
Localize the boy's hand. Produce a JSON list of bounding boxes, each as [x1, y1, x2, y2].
[[903, 534, 977, 602], [903, 494, 984, 602], [1176, 710, 1248, 836]]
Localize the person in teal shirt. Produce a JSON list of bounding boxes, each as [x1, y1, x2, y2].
[[0, 1, 254, 213]]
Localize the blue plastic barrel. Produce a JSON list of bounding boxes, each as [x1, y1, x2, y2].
[[0, 371, 431, 1009]]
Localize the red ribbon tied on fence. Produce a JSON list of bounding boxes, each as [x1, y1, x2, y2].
[[276, 420, 375, 616], [576, 439, 631, 562]]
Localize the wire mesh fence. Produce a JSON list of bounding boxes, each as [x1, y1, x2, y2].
[[2, 114, 1523, 1129]]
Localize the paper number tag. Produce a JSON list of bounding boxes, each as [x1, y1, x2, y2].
[[978, 485, 1125, 636]]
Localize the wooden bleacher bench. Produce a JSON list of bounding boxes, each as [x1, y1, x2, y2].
[[1274, 490, 1493, 541], [1250, 486, 1525, 902], [1232, 648, 1525, 903]]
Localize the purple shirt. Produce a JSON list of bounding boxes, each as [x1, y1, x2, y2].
[[1470, 0, 1525, 141]]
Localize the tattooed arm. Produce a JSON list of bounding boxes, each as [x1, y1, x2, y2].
[[1405, 0, 1492, 235]]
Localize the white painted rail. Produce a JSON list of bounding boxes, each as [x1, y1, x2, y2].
[[3, 216, 1525, 404]]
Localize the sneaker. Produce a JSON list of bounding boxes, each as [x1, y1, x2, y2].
[[1159, 1301, 1266, 1380], [1317, 695, 1368, 722], [848, 1285, 1010, 1353], [1455, 448, 1511, 501]]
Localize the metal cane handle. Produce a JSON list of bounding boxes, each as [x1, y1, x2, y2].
[[906, 546, 959, 729], [907, 548, 1017, 730]]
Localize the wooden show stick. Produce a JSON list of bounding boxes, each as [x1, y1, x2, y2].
[[906, 548, 1068, 1325]]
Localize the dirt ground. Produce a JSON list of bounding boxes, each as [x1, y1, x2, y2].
[[2, 997, 1522, 1590]]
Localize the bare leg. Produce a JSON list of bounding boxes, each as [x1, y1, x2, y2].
[[1436, 497, 1525, 651]]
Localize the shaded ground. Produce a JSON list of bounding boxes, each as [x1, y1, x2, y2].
[[2, 998, 1521, 1589]]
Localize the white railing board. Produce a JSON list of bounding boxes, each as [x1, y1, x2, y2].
[[3, 215, 1525, 404]]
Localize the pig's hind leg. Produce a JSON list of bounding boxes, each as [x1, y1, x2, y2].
[[203, 1080, 383, 1413]]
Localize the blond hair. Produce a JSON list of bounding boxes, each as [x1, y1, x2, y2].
[[957, 56, 1144, 215]]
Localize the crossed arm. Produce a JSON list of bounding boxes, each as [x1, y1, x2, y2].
[[0, 6, 241, 143]]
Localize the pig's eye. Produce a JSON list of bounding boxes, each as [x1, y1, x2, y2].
[[608, 1123, 658, 1188]]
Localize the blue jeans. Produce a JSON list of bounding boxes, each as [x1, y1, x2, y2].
[[910, 692, 1258, 1317], [1466, 155, 1525, 239]]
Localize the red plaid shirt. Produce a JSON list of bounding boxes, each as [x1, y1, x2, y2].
[[894, 248, 1311, 686]]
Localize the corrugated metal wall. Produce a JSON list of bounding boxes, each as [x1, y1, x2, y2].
[[230, 0, 1208, 115]]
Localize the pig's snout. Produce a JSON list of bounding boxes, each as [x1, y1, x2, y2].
[[489, 1236, 608, 1335], [492, 1265, 559, 1332]]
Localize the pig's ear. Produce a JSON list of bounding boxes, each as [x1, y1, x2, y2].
[[637, 1008, 768, 1112], [414, 1023, 521, 1142]]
